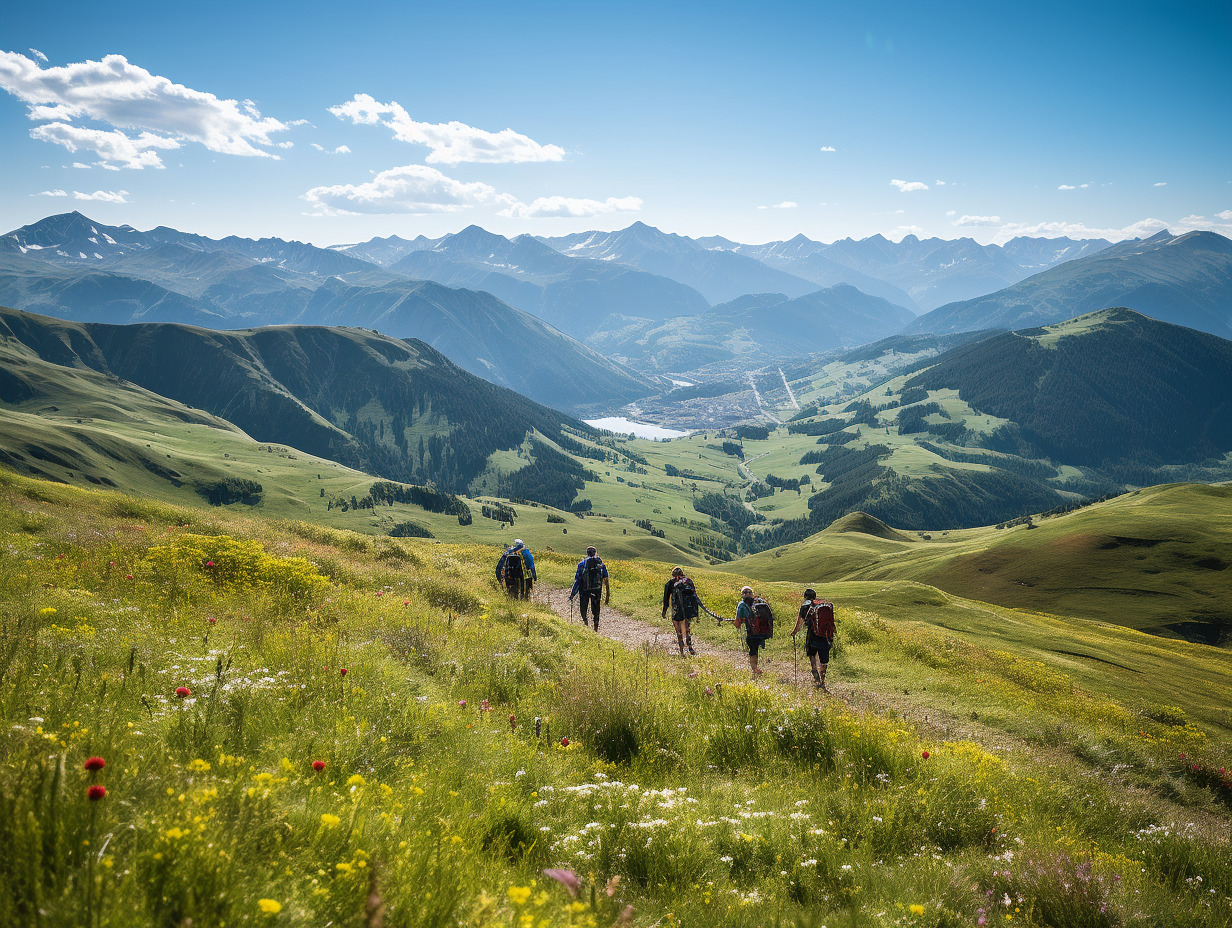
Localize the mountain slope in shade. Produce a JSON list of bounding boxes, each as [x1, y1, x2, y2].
[[537, 221, 821, 303], [907, 231, 1232, 339], [388, 225, 710, 339], [294, 277, 652, 410], [904, 308, 1232, 466], [0, 307, 599, 498]]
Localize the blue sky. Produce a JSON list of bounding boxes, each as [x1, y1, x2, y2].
[[2, 0, 1229, 247]]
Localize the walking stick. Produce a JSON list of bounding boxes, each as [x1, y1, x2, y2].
[[792, 633, 799, 687], [569, 593, 575, 625]]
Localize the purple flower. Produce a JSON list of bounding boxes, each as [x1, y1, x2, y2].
[[543, 868, 581, 899]]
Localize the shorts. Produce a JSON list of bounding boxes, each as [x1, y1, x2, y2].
[[806, 636, 832, 662], [746, 634, 768, 656]]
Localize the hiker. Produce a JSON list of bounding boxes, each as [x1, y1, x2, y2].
[[496, 539, 536, 599], [569, 545, 610, 631], [792, 588, 836, 692], [733, 585, 774, 676], [661, 566, 701, 656]]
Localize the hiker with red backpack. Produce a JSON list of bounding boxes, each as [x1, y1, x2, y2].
[[569, 545, 610, 631], [792, 588, 836, 692], [661, 566, 702, 656], [734, 586, 774, 676]]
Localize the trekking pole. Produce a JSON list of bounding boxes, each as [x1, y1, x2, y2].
[[569, 594, 575, 625], [792, 633, 799, 687]]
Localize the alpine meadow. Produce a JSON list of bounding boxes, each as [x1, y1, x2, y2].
[[1, 4, 1231, 928]]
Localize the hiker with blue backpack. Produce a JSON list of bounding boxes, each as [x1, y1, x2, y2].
[[496, 539, 536, 599], [792, 588, 836, 692], [569, 545, 610, 631], [734, 585, 774, 676]]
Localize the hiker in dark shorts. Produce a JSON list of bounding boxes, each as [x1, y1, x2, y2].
[[733, 585, 770, 676], [661, 566, 699, 656], [792, 588, 835, 692], [569, 545, 610, 631]]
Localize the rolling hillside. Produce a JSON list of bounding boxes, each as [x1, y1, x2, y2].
[[731, 482, 1232, 645], [0, 307, 609, 503]]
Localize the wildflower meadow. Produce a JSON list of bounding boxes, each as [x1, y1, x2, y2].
[[0, 470, 1229, 927]]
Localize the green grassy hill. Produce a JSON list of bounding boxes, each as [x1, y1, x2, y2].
[[731, 483, 1232, 645], [0, 469, 1228, 927]]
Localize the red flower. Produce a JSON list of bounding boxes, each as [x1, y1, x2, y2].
[[207, 616, 217, 625], [87, 785, 107, 801], [83, 756, 106, 772], [403, 600, 410, 606], [458, 699, 467, 709], [480, 699, 492, 712], [921, 750, 930, 759], [509, 714, 517, 731], [125, 574, 134, 581], [312, 760, 326, 772], [339, 668, 348, 677], [560, 737, 570, 748], [175, 686, 191, 698], [205, 560, 216, 568]]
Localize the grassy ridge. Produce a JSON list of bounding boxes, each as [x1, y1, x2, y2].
[[731, 483, 1232, 645], [2, 470, 1228, 927]]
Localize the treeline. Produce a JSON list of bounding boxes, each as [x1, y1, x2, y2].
[[916, 442, 1056, 479], [481, 502, 517, 524], [693, 492, 763, 535], [368, 481, 469, 515], [787, 418, 848, 436], [497, 441, 592, 510], [196, 477, 262, 506], [765, 473, 810, 492]]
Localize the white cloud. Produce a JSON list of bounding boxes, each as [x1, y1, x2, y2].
[[36, 189, 67, 197], [757, 200, 798, 210], [1058, 185, 1076, 190], [30, 123, 179, 170], [302, 164, 513, 216], [310, 143, 351, 154], [73, 189, 129, 203], [1217, 210, 1232, 220], [889, 225, 925, 241], [890, 178, 928, 193], [935, 180, 947, 186], [71, 161, 92, 169], [819, 146, 836, 152], [29, 48, 48, 63], [0, 51, 290, 168], [500, 195, 642, 219], [945, 209, 957, 216], [330, 93, 564, 165], [1154, 182, 1167, 187], [953, 214, 1001, 226]]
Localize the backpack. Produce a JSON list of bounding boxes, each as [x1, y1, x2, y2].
[[805, 600, 836, 640], [582, 556, 605, 592], [671, 576, 699, 620], [503, 550, 525, 581], [748, 597, 774, 638]]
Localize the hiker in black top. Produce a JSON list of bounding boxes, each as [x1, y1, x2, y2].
[[791, 587, 835, 692], [569, 545, 609, 631], [661, 566, 699, 656]]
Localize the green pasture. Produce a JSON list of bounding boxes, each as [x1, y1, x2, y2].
[[2, 469, 1228, 927]]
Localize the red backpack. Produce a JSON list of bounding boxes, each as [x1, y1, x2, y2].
[[805, 600, 835, 640], [748, 598, 774, 638]]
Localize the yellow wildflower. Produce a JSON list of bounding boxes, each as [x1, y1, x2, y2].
[[257, 899, 282, 914], [320, 813, 341, 827], [910, 904, 925, 915], [508, 885, 532, 906]]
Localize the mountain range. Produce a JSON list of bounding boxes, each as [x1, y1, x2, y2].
[[908, 230, 1232, 339], [0, 213, 653, 412]]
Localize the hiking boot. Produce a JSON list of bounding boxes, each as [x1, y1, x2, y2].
[[752, 667, 764, 676], [687, 643, 696, 655]]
